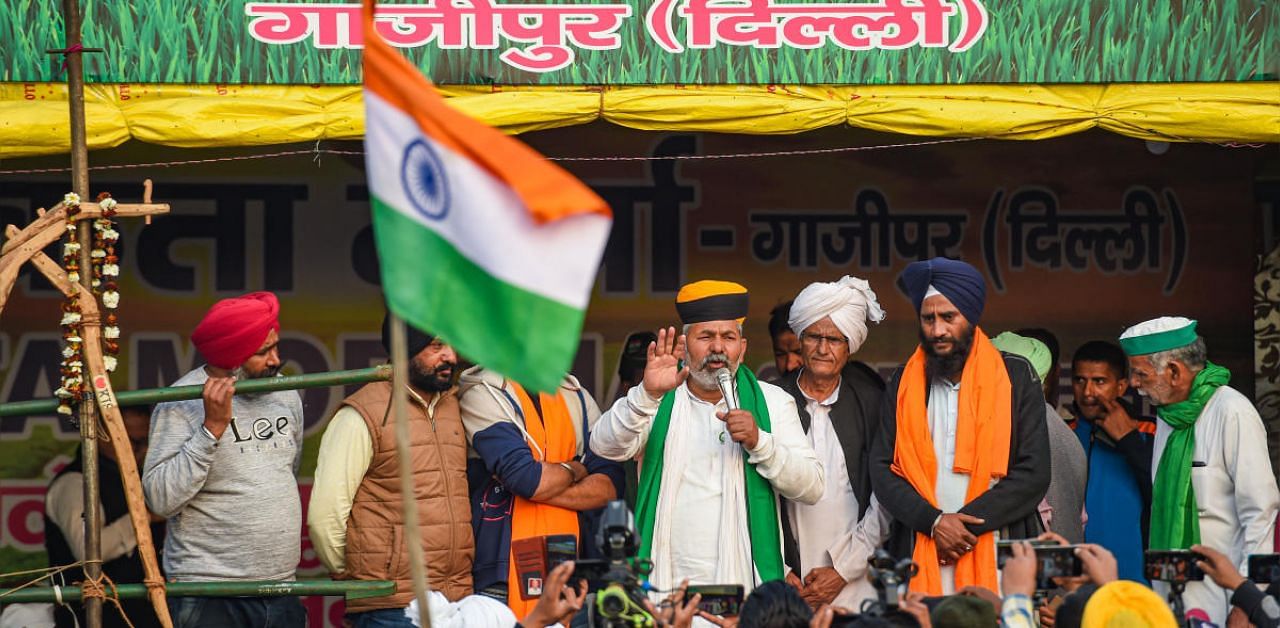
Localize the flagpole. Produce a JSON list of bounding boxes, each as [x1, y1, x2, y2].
[[390, 313, 433, 628]]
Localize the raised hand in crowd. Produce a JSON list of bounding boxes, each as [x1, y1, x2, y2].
[[1192, 544, 1247, 591], [521, 561, 587, 628], [1075, 544, 1118, 586], [643, 326, 690, 400], [642, 579, 703, 628], [933, 513, 984, 564], [1002, 541, 1038, 598]]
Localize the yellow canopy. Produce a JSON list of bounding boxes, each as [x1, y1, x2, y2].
[[1, 82, 1276, 158]]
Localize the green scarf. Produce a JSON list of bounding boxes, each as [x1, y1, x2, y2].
[[1149, 361, 1231, 549], [634, 367, 783, 582]]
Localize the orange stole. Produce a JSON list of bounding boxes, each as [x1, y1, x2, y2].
[[506, 382, 581, 618], [890, 328, 1013, 595]]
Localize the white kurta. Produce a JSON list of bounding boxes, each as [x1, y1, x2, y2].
[[929, 378, 972, 594], [591, 380, 824, 596], [1150, 385, 1280, 626], [788, 384, 892, 609]]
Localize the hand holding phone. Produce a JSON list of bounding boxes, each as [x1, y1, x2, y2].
[[685, 584, 744, 617]]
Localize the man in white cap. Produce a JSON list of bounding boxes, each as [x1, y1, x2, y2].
[[1120, 316, 1280, 626], [776, 276, 891, 610]]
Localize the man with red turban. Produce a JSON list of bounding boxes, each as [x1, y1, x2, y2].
[[142, 292, 306, 628]]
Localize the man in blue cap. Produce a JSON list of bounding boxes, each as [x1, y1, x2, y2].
[[869, 257, 1049, 595]]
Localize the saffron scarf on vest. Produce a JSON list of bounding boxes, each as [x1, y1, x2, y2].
[[1149, 362, 1230, 550], [891, 327, 1012, 594], [506, 383, 580, 618], [633, 367, 784, 583]]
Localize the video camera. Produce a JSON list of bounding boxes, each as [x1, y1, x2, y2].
[[569, 500, 656, 628], [858, 550, 918, 616]]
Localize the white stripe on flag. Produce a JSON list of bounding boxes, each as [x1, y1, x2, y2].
[[365, 91, 611, 310]]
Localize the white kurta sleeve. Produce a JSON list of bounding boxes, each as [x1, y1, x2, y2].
[[829, 495, 893, 582], [45, 472, 138, 563], [1225, 397, 1280, 567], [307, 407, 374, 575], [745, 385, 824, 504], [589, 385, 663, 462]]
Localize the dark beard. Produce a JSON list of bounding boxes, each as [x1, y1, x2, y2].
[[921, 325, 975, 381], [410, 361, 455, 392]]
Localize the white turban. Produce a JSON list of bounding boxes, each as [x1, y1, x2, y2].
[[788, 275, 885, 353], [407, 592, 518, 628]]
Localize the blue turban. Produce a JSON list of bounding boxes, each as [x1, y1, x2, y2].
[[898, 257, 987, 326]]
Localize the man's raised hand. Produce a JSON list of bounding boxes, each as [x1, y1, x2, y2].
[[643, 326, 689, 400]]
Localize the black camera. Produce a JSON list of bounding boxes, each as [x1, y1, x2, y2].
[[858, 550, 918, 614], [567, 500, 656, 628]]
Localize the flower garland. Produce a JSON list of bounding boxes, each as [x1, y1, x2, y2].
[[55, 192, 122, 417], [95, 192, 121, 374], [56, 193, 84, 417]]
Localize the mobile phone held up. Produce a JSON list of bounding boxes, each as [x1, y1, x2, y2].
[[1144, 550, 1207, 583], [996, 540, 1083, 590], [685, 585, 745, 617], [1249, 554, 1280, 583]]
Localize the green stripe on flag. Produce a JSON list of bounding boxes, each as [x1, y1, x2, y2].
[[371, 197, 586, 393]]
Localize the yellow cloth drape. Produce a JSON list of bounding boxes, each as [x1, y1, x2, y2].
[[0, 82, 1275, 158]]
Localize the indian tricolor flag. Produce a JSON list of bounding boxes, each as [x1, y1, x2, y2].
[[362, 2, 612, 392]]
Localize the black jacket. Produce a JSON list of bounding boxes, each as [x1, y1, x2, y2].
[[46, 449, 165, 628], [869, 352, 1051, 560], [777, 362, 885, 576]]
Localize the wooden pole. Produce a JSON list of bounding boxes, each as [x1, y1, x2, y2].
[[60, 0, 101, 626], [390, 314, 433, 628]]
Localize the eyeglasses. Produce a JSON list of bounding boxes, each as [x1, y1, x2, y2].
[[800, 333, 848, 349]]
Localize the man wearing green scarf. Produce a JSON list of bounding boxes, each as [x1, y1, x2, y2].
[[590, 280, 824, 611], [1120, 316, 1279, 627]]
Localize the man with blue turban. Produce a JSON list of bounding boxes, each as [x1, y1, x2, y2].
[[869, 258, 1050, 595]]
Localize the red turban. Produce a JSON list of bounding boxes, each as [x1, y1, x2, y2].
[[191, 292, 281, 369]]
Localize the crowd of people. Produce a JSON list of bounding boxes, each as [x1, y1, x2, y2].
[[27, 256, 1280, 628]]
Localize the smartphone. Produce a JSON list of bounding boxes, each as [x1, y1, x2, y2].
[[545, 534, 577, 571], [997, 540, 1083, 589], [1249, 554, 1280, 583], [1144, 550, 1207, 583], [686, 584, 744, 617], [996, 539, 1066, 569]]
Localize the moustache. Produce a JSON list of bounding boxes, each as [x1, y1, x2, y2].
[[698, 353, 731, 370]]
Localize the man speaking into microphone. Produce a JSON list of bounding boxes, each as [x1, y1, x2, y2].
[[592, 280, 823, 600]]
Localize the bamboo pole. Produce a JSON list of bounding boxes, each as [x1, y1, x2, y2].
[[390, 314, 433, 628], [0, 579, 397, 604], [0, 366, 393, 418], [59, 0, 101, 624]]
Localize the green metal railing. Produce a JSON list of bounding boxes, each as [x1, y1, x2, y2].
[[0, 366, 393, 418], [0, 579, 397, 603]]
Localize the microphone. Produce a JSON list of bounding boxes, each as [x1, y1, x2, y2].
[[715, 368, 738, 411]]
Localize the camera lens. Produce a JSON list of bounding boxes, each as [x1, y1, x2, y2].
[[600, 591, 625, 617]]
